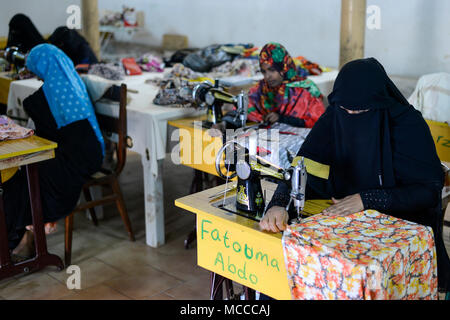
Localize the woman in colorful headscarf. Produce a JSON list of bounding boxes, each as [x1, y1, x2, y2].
[[261, 58, 450, 294], [246, 42, 325, 127], [211, 42, 325, 132], [3, 44, 104, 261]]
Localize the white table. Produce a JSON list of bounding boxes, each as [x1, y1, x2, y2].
[[6, 69, 337, 248], [7, 71, 203, 248]]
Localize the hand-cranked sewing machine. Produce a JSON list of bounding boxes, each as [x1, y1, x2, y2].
[[1, 47, 29, 80], [213, 135, 307, 222], [192, 79, 248, 128], [1, 47, 27, 72]]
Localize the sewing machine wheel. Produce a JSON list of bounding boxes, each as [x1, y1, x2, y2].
[[216, 160, 237, 180], [215, 140, 239, 180]]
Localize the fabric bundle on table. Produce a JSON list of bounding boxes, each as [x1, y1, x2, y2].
[[151, 77, 195, 107], [137, 53, 164, 72], [408, 72, 450, 124], [182, 43, 253, 73], [88, 63, 125, 81], [282, 210, 438, 300], [0, 115, 34, 141]]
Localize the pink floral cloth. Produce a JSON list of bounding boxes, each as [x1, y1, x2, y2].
[[0, 116, 34, 141], [282, 210, 438, 300]]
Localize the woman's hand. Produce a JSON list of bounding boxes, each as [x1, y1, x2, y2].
[[264, 112, 280, 124], [259, 206, 288, 233], [322, 193, 364, 216]]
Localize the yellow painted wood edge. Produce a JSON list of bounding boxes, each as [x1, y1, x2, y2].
[[0, 136, 57, 160], [292, 156, 330, 180], [0, 37, 7, 49], [0, 34, 51, 49], [1, 166, 18, 183], [174, 198, 283, 245], [168, 116, 207, 130], [425, 119, 449, 128]]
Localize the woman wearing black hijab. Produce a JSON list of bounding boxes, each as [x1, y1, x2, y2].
[[260, 58, 450, 294], [6, 14, 45, 52], [48, 26, 98, 65]]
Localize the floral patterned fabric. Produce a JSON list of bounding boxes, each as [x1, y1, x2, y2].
[[282, 210, 438, 300], [0, 115, 34, 141], [247, 42, 325, 128]]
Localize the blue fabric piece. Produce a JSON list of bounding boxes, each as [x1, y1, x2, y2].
[[26, 44, 105, 154]]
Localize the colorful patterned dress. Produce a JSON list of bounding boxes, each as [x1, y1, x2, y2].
[[247, 42, 325, 128]]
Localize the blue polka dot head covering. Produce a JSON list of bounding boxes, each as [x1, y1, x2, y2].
[[26, 43, 104, 153]]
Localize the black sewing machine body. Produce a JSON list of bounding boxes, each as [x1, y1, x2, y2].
[[215, 139, 307, 221], [192, 80, 248, 129]]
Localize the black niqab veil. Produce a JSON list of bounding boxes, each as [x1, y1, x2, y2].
[[6, 14, 45, 52], [48, 26, 98, 65], [299, 57, 450, 292], [300, 57, 442, 198]]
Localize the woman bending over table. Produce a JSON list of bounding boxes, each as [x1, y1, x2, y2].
[[3, 44, 104, 261]]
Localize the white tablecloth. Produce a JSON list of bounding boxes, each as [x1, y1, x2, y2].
[[6, 70, 202, 247], [6, 69, 337, 247]]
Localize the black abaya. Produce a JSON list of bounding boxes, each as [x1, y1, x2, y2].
[[268, 58, 450, 292], [3, 88, 103, 249]]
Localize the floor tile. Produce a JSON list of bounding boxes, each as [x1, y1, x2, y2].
[[48, 257, 123, 290], [0, 272, 71, 300], [59, 284, 131, 300], [103, 265, 183, 299]]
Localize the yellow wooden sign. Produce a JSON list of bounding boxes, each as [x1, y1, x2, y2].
[[196, 212, 291, 300], [175, 180, 332, 300]]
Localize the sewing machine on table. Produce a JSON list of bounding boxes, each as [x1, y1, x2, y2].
[[191, 79, 249, 129]]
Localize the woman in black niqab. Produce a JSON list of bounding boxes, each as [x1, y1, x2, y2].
[[48, 26, 98, 65], [264, 57, 450, 293], [6, 14, 45, 52]]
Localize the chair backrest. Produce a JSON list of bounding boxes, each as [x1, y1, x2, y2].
[[95, 83, 128, 176]]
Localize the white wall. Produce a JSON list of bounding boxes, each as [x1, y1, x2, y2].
[[0, 0, 80, 37], [2, 0, 449, 77], [98, 0, 450, 77], [365, 0, 450, 77]]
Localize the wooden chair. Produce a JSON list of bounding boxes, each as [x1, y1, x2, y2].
[[64, 83, 135, 266]]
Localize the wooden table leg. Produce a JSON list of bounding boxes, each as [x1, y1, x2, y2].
[[185, 170, 208, 249], [244, 286, 256, 300], [26, 164, 64, 270], [210, 272, 255, 300], [0, 185, 13, 270], [210, 272, 225, 300], [0, 164, 64, 281]]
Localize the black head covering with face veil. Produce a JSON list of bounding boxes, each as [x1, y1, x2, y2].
[[300, 57, 442, 197], [48, 26, 98, 65], [6, 14, 45, 52], [298, 57, 450, 292]]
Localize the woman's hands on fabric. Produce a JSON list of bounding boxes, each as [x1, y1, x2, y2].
[[207, 122, 226, 137], [322, 193, 364, 216], [264, 112, 280, 124], [259, 206, 288, 233]]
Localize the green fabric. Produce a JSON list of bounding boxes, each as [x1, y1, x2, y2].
[[287, 79, 322, 98], [271, 46, 285, 63]]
